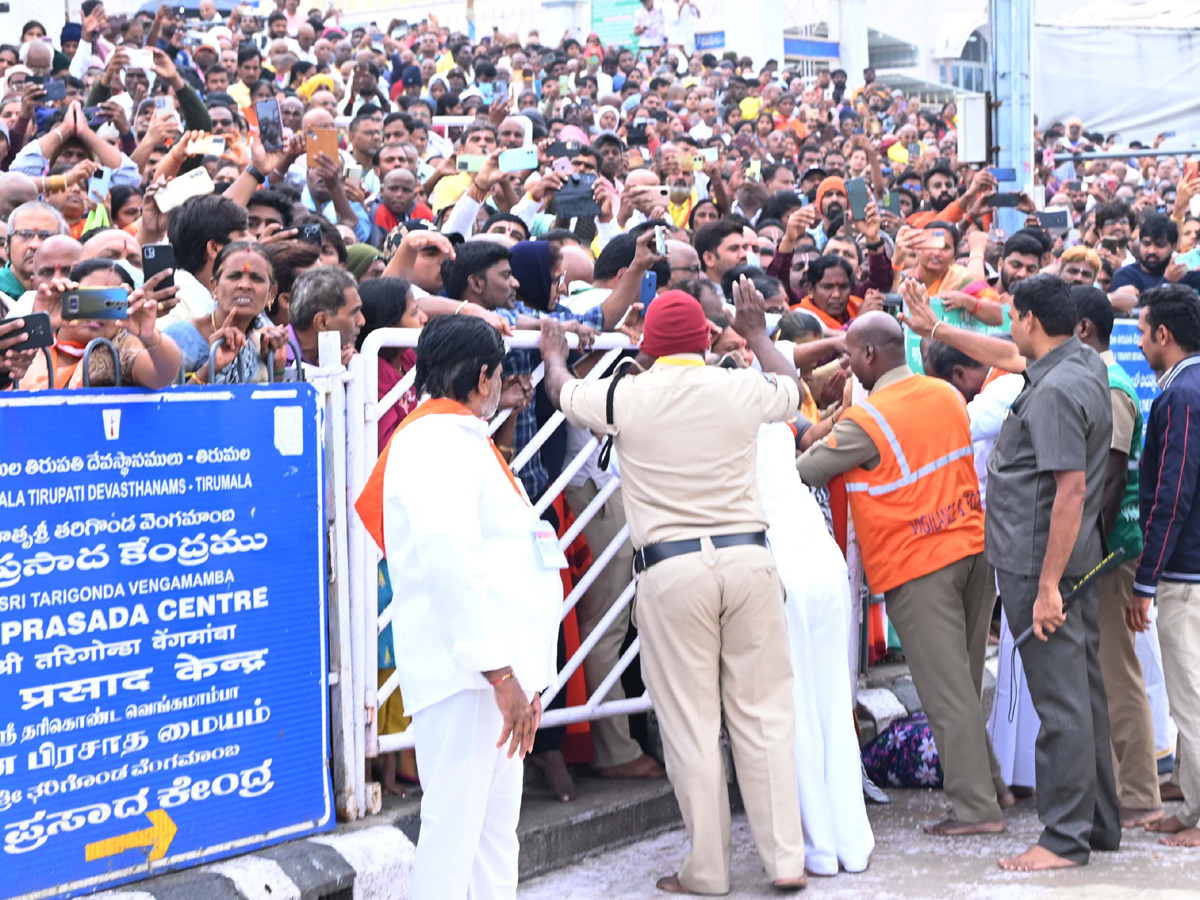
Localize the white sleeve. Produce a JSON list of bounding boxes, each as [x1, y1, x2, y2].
[[595, 217, 623, 253], [441, 191, 483, 238], [510, 192, 543, 228], [69, 40, 94, 80], [10, 141, 47, 177], [110, 154, 143, 189], [967, 373, 1023, 442], [401, 436, 512, 672]]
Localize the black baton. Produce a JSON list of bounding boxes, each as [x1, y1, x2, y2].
[[1013, 548, 1126, 649]]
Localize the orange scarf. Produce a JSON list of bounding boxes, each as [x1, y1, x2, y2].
[[354, 397, 526, 554], [794, 295, 862, 331]]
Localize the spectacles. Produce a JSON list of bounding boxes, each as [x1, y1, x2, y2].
[[12, 229, 56, 241], [671, 264, 701, 274]]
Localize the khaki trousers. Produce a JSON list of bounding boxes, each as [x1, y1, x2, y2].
[[1157, 580, 1200, 827], [635, 541, 805, 894], [564, 480, 643, 769], [884, 553, 1005, 823], [1098, 560, 1162, 811]]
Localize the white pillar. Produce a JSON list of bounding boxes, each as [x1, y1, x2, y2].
[[723, 0, 784, 69], [541, 0, 585, 41], [837, 0, 870, 88]]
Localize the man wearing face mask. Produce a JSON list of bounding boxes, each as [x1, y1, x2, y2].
[[354, 314, 561, 900]]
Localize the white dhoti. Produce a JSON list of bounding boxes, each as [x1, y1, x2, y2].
[[412, 689, 524, 900], [759, 424, 875, 875], [987, 610, 1039, 789], [1135, 615, 1175, 768]]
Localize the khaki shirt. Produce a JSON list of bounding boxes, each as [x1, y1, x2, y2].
[[795, 365, 914, 487], [559, 354, 801, 547], [1100, 350, 1138, 455]]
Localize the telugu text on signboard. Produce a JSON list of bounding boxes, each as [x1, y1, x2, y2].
[[0, 386, 331, 900]]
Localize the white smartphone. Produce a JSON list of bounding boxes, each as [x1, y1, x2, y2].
[[155, 167, 216, 213], [345, 164, 363, 188]]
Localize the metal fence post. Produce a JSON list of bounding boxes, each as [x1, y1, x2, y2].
[[311, 332, 359, 820]]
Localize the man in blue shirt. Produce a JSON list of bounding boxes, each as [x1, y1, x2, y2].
[[1110, 216, 1200, 313]]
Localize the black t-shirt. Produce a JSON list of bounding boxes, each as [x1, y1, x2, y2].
[[1110, 263, 1200, 295]]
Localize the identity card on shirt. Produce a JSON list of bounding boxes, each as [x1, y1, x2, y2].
[[533, 521, 568, 569]]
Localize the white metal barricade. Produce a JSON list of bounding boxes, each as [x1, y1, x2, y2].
[[347, 329, 652, 768]]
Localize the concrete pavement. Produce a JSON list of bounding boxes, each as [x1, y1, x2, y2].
[[518, 788, 1198, 900]]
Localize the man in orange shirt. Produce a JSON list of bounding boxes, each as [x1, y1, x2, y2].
[[907, 166, 995, 229], [796, 312, 1013, 836]]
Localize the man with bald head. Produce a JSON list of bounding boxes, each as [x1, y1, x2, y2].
[[0, 174, 39, 221], [797, 311, 1011, 838]]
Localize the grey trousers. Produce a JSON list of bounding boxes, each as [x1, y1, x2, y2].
[[997, 568, 1121, 863]]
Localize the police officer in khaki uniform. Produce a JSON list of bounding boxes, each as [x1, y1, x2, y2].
[[539, 271, 808, 896]]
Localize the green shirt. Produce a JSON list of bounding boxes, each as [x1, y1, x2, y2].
[[0, 265, 26, 303], [1106, 354, 1144, 559]]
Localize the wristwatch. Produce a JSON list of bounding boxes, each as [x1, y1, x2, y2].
[[247, 165, 266, 184]]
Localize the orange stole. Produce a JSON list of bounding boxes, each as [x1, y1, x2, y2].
[[354, 397, 526, 553]]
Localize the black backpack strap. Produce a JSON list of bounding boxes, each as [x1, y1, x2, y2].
[[597, 361, 635, 471]]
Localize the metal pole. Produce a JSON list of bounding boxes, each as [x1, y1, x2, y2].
[[991, 0, 1034, 232], [1055, 148, 1196, 163]]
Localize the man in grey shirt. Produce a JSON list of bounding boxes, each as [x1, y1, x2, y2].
[[987, 275, 1119, 872]]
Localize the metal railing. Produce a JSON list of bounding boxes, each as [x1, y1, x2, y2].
[[347, 329, 651, 776]]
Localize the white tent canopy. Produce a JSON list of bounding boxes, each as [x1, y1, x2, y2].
[[1035, 1, 1200, 142]]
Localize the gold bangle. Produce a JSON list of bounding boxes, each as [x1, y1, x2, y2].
[[495, 443, 514, 461], [931, 321, 943, 341]]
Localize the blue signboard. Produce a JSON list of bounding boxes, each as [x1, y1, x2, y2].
[[0, 386, 332, 899], [1111, 319, 1160, 422]]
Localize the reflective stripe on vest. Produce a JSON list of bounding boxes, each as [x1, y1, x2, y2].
[[844, 398, 975, 497]]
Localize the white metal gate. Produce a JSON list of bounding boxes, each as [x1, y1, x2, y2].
[[341, 329, 650, 815]]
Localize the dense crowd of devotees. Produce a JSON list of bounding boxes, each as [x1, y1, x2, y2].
[[4, 1, 1200, 896]]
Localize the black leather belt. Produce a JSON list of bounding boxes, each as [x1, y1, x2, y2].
[[633, 532, 768, 574]]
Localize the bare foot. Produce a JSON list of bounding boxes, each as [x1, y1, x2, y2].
[[1147, 814, 1189, 834], [597, 753, 666, 779], [380, 778, 407, 798], [1161, 782, 1184, 802], [530, 750, 575, 802], [1161, 827, 1200, 847], [655, 874, 696, 894], [998, 790, 1017, 809], [923, 816, 1007, 836], [1121, 807, 1164, 828], [998, 845, 1078, 872], [771, 875, 808, 892]]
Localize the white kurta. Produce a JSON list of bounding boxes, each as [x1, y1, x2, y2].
[[968, 372, 1039, 788], [381, 412, 563, 716], [381, 411, 563, 900], [757, 422, 875, 875]]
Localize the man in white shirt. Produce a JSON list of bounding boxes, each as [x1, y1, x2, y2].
[[633, 0, 667, 49], [355, 315, 562, 900]]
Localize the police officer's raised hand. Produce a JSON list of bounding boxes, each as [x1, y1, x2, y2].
[[539, 317, 570, 361], [731, 274, 768, 341]]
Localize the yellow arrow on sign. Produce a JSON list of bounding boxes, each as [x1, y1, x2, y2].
[[85, 809, 177, 863]]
